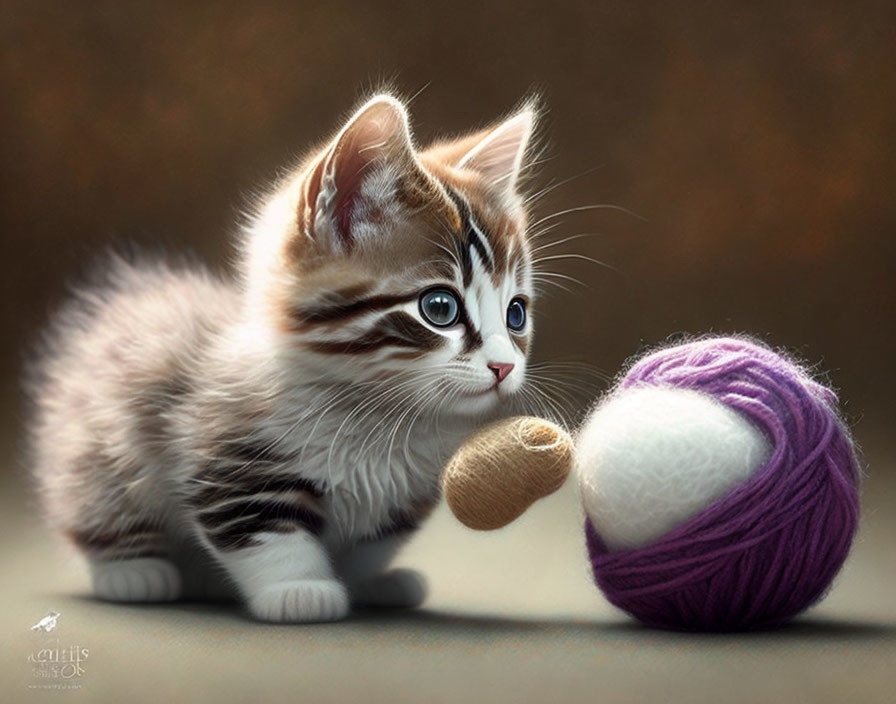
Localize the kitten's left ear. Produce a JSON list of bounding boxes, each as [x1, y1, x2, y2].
[[428, 108, 536, 194], [458, 110, 535, 191]]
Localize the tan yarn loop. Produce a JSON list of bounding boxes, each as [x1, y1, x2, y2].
[[442, 416, 574, 530]]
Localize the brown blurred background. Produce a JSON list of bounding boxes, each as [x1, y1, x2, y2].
[[3, 0, 895, 422], [3, 2, 895, 702]]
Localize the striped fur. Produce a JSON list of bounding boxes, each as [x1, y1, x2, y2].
[[190, 440, 326, 551], [66, 522, 169, 561], [27, 94, 540, 622]]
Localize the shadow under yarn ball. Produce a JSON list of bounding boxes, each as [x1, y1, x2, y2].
[[576, 336, 861, 632]]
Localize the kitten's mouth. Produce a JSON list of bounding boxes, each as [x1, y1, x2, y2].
[[463, 383, 504, 399]]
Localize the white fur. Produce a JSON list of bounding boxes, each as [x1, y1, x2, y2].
[[440, 210, 529, 408], [576, 386, 771, 551], [351, 164, 403, 246], [221, 532, 349, 622], [248, 580, 349, 623]]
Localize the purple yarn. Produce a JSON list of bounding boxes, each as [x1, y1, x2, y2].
[[585, 336, 860, 631]]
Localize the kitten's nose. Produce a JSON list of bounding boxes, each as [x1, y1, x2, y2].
[[487, 362, 515, 383]]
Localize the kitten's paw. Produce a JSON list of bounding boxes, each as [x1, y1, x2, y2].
[[350, 568, 428, 609], [91, 557, 182, 602], [247, 579, 350, 623]]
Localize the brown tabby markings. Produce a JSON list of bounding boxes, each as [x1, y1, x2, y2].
[[445, 189, 513, 288], [66, 521, 168, 559], [291, 290, 418, 330], [189, 440, 327, 551], [304, 311, 441, 356], [200, 500, 325, 551], [457, 304, 484, 354], [282, 148, 529, 363], [398, 171, 462, 231]]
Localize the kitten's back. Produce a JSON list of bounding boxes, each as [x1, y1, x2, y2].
[[26, 254, 238, 534]]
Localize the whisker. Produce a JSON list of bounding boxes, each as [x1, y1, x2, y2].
[[526, 221, 565, 242], [532, 253, 616, 272], [530, 278, 574, 295], [522, 165, 605, 207], [528, 232, 605, 255], [529, 204, 647, 230], [530, 271, 590, 289]]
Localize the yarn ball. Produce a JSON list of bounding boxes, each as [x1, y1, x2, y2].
[[443, 416, 573, 530], [576, 336, 861, 631]]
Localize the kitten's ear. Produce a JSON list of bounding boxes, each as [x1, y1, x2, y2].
[[429, 109, 536, 194], [304, 95, 416, 251], [458, 110, 534, 190]]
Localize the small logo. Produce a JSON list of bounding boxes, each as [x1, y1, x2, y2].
[[27, 611, 89, 691], [30, 611, 61, 633]]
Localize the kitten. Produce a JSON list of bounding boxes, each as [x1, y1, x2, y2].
[[26, 94, 537, 622]]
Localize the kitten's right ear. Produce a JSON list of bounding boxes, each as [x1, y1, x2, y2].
[[301, 95, 416, 252]]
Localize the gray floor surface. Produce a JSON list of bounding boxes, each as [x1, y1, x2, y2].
[[4, 424, 895, 703]]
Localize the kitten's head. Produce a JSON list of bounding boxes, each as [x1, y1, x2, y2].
[[245, 94, 537, 417]]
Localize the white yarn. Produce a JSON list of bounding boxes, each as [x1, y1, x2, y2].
[[576, 386, 771, 552]]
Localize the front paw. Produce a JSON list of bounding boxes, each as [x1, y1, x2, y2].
[[246, 579, 350, 623], [350, 568, 428, 609]]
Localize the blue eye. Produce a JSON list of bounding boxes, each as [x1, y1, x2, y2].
[[507, 298, 527, 332], [419, 289, 460, 327]]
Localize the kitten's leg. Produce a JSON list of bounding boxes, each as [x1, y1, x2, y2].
[[90, 558, 182, 603], [338, 506, 435, 608], [70, 522, 182, 603], [337, 535, 427, 609], [210, 531, 349, 623], [169, 536, 237, 602], [191, 482, 348, 623]]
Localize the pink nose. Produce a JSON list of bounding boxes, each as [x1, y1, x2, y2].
[[487, 362, 515, 383]]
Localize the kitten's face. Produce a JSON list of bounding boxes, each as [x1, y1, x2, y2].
[[251, 96, 536, 417]]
